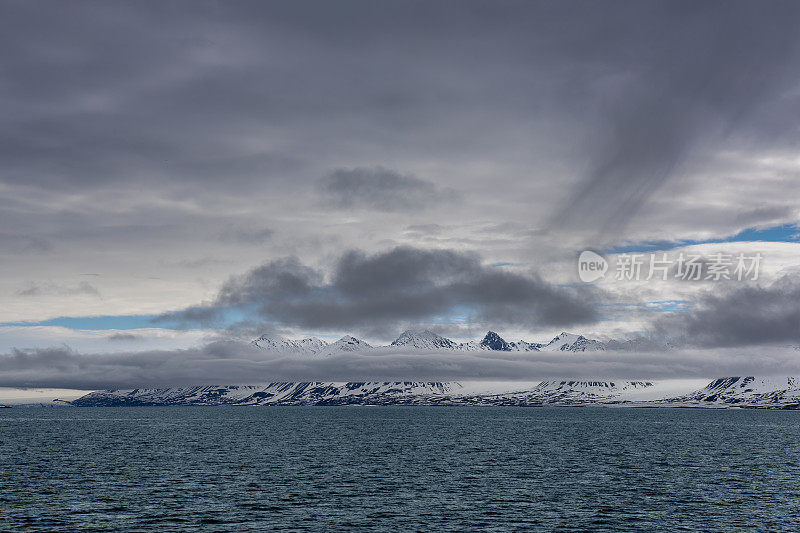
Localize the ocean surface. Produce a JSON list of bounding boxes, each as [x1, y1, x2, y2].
[[2, 407, 800, 532]]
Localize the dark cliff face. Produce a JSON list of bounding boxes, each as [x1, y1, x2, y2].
[[480, 331, 511, 351]]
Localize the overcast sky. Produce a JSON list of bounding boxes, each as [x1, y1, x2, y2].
[[2, 1, 800, 386]]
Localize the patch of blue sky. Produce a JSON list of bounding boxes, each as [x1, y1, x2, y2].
[[1, 306, 247, 331], [606, 223, 800, 254], [1, 314, 167, 331], [645, 300, 691, 312], [489, 262, 525, 267], [420, 305, 474, 325]]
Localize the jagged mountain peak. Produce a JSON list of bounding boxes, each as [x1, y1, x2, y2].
[[480, 331, 512, 351], [250, 330, 605, 357]]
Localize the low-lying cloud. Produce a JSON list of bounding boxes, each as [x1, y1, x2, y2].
[[3, 342, 800, 390]]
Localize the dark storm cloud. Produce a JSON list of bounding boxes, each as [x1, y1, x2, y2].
[[654, 276, 800, 348], [319, 166, 453, 211], [159, 247, 599, 334]]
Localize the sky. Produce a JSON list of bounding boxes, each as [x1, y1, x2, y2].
[[2, 0, 800, 387]]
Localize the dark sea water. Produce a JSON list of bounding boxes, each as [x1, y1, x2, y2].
[[2, 407, 800, 532]]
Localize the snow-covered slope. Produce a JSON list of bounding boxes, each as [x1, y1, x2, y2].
[[539, 332, 605, 352], [72, 382, 462, 406], [510, 340, 542, 352], [70, 377, 800, 408], [317, 336, 373, 357], [459, 380, 654, 406], [250, 334, 372, 359], [391, 330, 459, 350], [661, 377, 800, 409], [68, 380, 660, 407], [250, 335, 328, 356]]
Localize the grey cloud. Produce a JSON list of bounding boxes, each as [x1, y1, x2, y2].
[[404, 224, 445, 235], [166, 257, 236, 269], [152, 305, 223, 329], [549, 1, 800, 239], [107, 333, 142, 342], [219, 226, 274, 244], [0, 1, 798, 263], [218, 257, 322, 305], [163, 246, 600, 336], [2, 1, 800, 345], [733, 206, 796, 229], [0, 233, 53, 253], [654, 276, 800, 347], [319, 166, 453, 211], [15, 281, 100, 297]]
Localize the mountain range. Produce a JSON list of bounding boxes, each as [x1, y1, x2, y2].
[[251, 329, 605, 357], [29, 330, 800, 409], [70, 377, 800, 409]]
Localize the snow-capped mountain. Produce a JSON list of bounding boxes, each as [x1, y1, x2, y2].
[[471, 331, 599, 352], [251, 335, 328, 355], [250, 334, 372, 358], [661, 376, 800, 409], [391, 330, 459, 350], [458, 380, 654, 405], [479, 331, 513, 351], [72, 382, 462, 406], [71, 380, 654, 407], [317, 335, 373, 357], [538, 332, 605, 352], [249, 330, 604, 357], [69, 377, 800, 408], [510, 340, 542, 352]]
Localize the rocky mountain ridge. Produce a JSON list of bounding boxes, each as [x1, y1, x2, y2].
[[251, 329, 606, 358]]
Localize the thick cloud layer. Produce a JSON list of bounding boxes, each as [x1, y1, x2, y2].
[[160, 247, 600, 336], [655, 276, 800, 347], [3, 342, 800, 390]]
